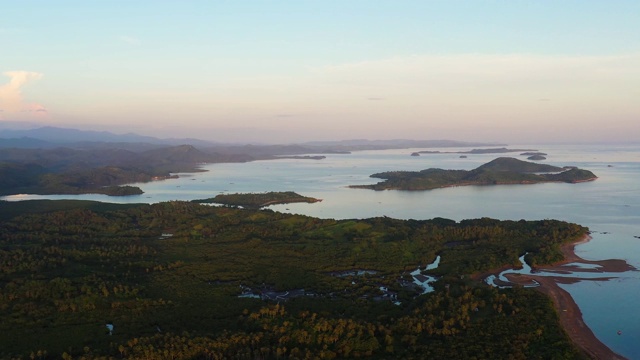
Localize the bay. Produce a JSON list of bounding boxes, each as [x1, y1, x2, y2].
[[3, 144, 640, 358]]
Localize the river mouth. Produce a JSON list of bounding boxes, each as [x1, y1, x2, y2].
[[486, 250, 636, 289]]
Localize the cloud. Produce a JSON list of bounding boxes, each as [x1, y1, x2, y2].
[[0, 71, 48, 119]]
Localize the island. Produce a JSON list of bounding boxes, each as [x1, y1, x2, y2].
[[2, 199, 630, 359], [414, 147, 538, 155], [350, 157, 597, 191], [527, 155, 547, 160], [273, 155, 327, 160], [193, 191, 322, 209]]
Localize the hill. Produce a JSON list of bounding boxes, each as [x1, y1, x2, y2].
[[0, 126, 218, 148], [475, 157, 564, 172]]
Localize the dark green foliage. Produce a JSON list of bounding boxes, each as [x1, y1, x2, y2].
[[0, 199, 143, 221], [0, 201, 587, 359]]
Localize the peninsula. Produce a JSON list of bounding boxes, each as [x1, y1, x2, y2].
[[193, 191, 322, 209], [0, 200, 593, 358], [489, 236, 635, 360], [350, 157, 597, 191]]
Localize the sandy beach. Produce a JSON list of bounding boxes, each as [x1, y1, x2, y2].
[[497, 235, 636, 360]]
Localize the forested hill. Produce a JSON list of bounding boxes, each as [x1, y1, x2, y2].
[[0, 145, 252, 196], [0, 200, 587, 359], [351, 157, 597, 191]]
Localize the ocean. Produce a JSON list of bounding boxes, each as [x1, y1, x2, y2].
[[3, 143, 640, 358]]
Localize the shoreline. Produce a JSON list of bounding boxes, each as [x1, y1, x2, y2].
[[503, 235, 635, 360], [506, 273, 626, 360]]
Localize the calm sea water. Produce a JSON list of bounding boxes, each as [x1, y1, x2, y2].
[[4, 144, 640, 358]]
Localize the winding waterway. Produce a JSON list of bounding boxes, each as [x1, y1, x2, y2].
[[3, 143, 640, 358]]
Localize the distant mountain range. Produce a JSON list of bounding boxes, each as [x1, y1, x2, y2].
[[0, 126, 219, 149], [0, 126, 504, 150]]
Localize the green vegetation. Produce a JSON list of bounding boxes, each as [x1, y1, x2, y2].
[[0, 164, 147, 196], [0, 200, 142, 222], [193, 191, 321, 209], [351, 157, 597, 190], [0, 200, 588, 359]]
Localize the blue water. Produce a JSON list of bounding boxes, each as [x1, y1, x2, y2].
[[3, 144, 640, 358]]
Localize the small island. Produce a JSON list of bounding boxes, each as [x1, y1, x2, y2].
[[350, 157, 597, 191], [274, 155, 327, 160], [414, 147, 538, 155], [193, 191, 322, 209]]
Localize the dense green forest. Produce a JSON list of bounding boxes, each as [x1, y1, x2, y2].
[[0, 200, 588, 359], [351, 157, 597, 191], [193, 191, 321, 209]]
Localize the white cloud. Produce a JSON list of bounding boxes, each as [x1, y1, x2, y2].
[[0, 71, 48, 119]]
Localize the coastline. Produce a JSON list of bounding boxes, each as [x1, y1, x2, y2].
[[504, 235, 635, 360]]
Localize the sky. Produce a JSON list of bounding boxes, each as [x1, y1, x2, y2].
[[1, 1, 639, 144]]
